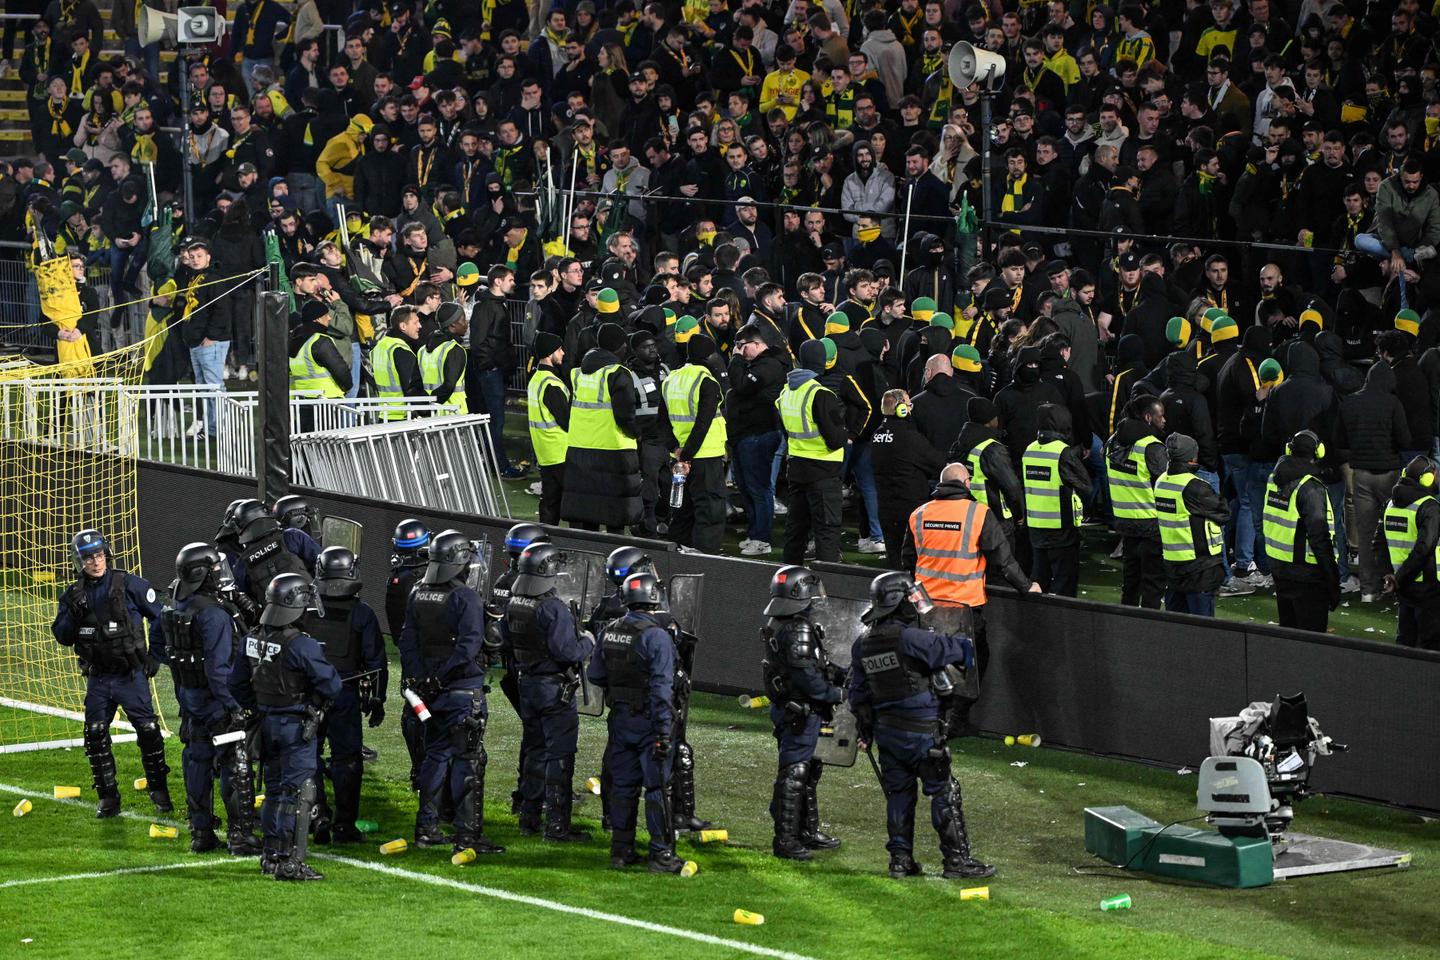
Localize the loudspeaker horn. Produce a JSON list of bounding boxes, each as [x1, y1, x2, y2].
[[948, 41, 1006, 89], [138, 6, 178, 46]]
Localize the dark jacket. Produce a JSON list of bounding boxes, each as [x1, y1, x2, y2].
[[1160, 460, 1230, 594], [870, 414, 945, 523], [995, 361, 1067, 466], [1375, 476, 1440, 602], [1028, 403, 1091, 549], [1390, 353, 1435, 454], [900, 478, 1031, 590], [1159, 350, 1218, 472], [1120, 272, 1180, 368], [1261, 342, 1337, 480], [1267, 454, 1340, 594], [725, 346, 786, 439], [1107, 416, 1168, 539], [468, 289, 515, 373], [1337, 360, 1410, 472], [950, 420, 1024, 524], [1215, 326, 1270, 456], [911, 373, 976, 456], [1314, 330, 1363, 397]]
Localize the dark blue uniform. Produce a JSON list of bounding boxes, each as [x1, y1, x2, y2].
[[501, 593, 594, 832], [848, 619, 972, 857], [234, 626, 342, 859], [308, 597, 386, 836], [387, 555, 430, 789], [486, 566, 526, 809], [232, 529, 321, 600], [588, 610, 676, 857], [398, 581, 493, 845], [52, 568, 167, 803]]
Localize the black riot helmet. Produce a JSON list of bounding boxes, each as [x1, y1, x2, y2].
[[513, 542, 563, 597], [620, 571, 664, 610], [392, 519, 431, 558], [71, 528, 111, 572], [259, 572, 321, 626], [273, 495, 316, 533], [234, 498, 281, 546], [605, 546, 655, 584], [217, 498, 249, 541], [862, 571, 933, 624], [174, 541, 225, 600], [423, 529, 475, 584], [504, 522, 550, 558], [314, 546, 363, 599], [763, 565, 826, 617]]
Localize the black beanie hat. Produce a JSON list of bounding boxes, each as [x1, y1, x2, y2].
[[687, 334, 716, 363], [597, 322, 626, 352]]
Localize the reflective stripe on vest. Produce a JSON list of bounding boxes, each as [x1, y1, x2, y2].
[[289, 333, 345, 398], [1154, 471, 1223, 562], [1383, 496, 1439, 583], [419, 340, 468, 413], [662, 363, 727, 459], [909, 497, 988, 606], [777, 378, 843, 462], [1108, 434, 1161, 521], [1022, 439, 1080, 529], [569, 363, 638, 451], [965, 437, 1009, 520], [527, 367, 570, 467], [1261, 473, 1335, 564], [371, 335, 416, 420]]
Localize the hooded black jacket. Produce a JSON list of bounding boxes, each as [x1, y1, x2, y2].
[[1120, 272, 1179, 368], [1028, 403, 1092, 550], [995, 353, 1067, 466], [1215, 326, 1270, 455], [1261, 342, 1338, 479], [1337, 360, 1410, 471], [1374, 475, 1440, 602], [870, 414, 945, 523], [1107, 416, 1168, 538], [912, 372, 977, 456], [1042, 344, 1092, 445], [1267, 454, 1340, 591], [1314, 330, 1363, 396], [1159, 350, 1219, 471], [1390, 352, 1435, 454]]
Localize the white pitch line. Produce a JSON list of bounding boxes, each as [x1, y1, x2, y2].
[[0, 781, 185, 828], [314, 854, 822, 960], [0, 859, 251, 890]]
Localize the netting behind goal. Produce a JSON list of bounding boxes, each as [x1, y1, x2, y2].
[[0, 342, 152, 752]]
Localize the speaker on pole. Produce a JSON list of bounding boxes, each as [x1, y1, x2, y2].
[[947, 42, 1007, 248]]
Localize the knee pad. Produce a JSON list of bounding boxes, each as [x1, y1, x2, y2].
[[674, 741, 694, 776], [84, 721, 112, 752], [779, 761, 809, 790]]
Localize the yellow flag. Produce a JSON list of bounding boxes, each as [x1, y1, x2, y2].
[[36, 256, 94, 372]]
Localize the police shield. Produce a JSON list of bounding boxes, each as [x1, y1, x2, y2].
[[559, 550, 608, 718], [923, 603, 978, 701], [666, 574, 704, 675], [463, 536, 493, 597], [320, 516, 363, 556], [808, 595, 869, 767]]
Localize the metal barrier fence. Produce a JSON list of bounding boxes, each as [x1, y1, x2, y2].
[[291, 413, 510, 518]]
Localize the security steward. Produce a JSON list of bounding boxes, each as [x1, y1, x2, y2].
[[236, 573, 342, 881], [372, 305, 426, 419], [309, 547, 387, 844], [52, 529, 171, 819], [289, 299, 352, 399], [848, 572, 995, 881], [159, 542, 261, 854], [1107, 395, 1168, 609], [421, 302, 470, 413], [587, 571, 688, 874], [1154, 433, 1231, 617], [1262, 430, 1341, 632], [1022, 403, 1091, 596], [661, 333, 729, 554], [1379, 457, 1440, 649], [563, 322, 644, 533], [485, 522, 551, 813], [527, 331, 570, 525], [777, 339, 849, 564], [399, 530, 505, 854], [761, 565, 844, 861], [502, 542, 596, 841], [387, 519, 431, 793], [230, 499, 321, 603], [951, 396, 1025, 559]]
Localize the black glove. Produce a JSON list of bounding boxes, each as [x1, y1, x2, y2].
[[652, 736, 671, 761], [142, 653, 161, 678], [224, 709, 250, 733], [823, 662, 846, 688], [367, 702, 386, 728], [416, 676, 442, 701]]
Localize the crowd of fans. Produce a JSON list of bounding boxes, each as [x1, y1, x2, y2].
[[2, 0, 1440, 630]]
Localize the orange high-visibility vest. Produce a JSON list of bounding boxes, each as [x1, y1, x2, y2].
[[908, 497, 989, 607]]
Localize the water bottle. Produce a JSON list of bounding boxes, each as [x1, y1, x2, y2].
[[669, 468, 686, 509]]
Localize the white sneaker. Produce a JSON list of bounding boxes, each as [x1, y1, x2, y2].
[[526, 481, 543, 496], [1218, 577, 1255, 597], [1339, 575, 1361, 594], [1360, 593, 1378, 603], [185, 419, 204, 438], [773, 501, 788, 516], [1245, 571, 1274, 589], [236, 364, 250, 381], [738, 538, 756, 550], [740, 540, 771, 556], [804, 539, 816, 558], [1110, 541, 1124, 559], [857, 537, 886, 554], [223, 364, 235, 380]]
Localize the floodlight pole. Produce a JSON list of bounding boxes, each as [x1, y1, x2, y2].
[[979, 78, 996, 257]]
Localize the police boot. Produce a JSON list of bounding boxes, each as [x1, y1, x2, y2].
[[190, 819, 221, 854], [610, 837, 642, 869], [311, 778, 333, 845], [889, 853, 924, 878], [544, 780, 592, 843], [801, 762, 840, 851], [84, 722, 121, 818], [647, 849, 686, 874], [272, 798, 324, 881], [670, 742, 712, 832], [455, 769, 506, 855], [770, 762, 811, 861], [938, 779, 995, 880], [134, 720, 173, 814], [330, 764, 364, 843], [222, 750, 262, 855]]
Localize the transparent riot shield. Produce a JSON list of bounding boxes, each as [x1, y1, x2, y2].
[[667, 574, 704, 675], [808, 595, 869, 767], [561, 550, 608, 718], [320, 516, 364, 557], [462, 536, 492, 600], [923, 603, 977, 701]]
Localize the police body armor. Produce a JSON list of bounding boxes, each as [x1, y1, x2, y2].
[[410, 583, 459, 674], [856, 623, 931, 704], [386, 559, 427, 639], [307, 597, 361, 675], [163, 593, 223, 689], [485, 569, 516, 623], [64, 572, 145, 672], [246, 627, 309, 708], [762, 616, 816, 701], [601, 619, 650, 709], [504, 594, 549, 670], [241, 530, 308, 600]]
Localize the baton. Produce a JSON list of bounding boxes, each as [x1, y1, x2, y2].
[[863, 742, 886, 792]]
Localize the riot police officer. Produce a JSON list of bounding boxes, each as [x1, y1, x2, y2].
[[399, 530, 505, 854], [273, 495, 318, 538], [387, 519, 431, 792], [503, 543, 595, 841], [51, 529, 171, 818], [158, 543, 262, 854], [587, 572, 687, 874], [309, 547, 387, 844], [231, 499, 321, 602], [485, 521, 551, 812], [761, 565, 844, 861], [236, 573, 342, 880], [848, 572, 995, 880]]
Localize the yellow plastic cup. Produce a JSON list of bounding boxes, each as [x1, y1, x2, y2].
[[149, 823, 179, 839], [380, 838, 408, 855], [13, 799, 33, 817], [698, 829, 728, 843], [737, 695, 769, 709], [1018, 734, 1042, 748], [585, 777, 602, 796], [680, 860, 699, 878], [451, 848, 476, 866], [1004, 736, 1016, 746], [133, 777, 148, 790], [733, 909, 764, 925], [960, 886, 990, 901], [53, 786, 81, 799]]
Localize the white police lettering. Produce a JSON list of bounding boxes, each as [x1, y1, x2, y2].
[[415, 590, 448, 602], [251, 540, 279, 559], [861, 652, 900, 672], [245, 635, 280, 662]]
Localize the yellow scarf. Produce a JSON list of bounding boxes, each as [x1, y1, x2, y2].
[[505, 229, 527, 269], [1001, 172, 1027, 212], [70, 50, 91, 97], [48, 99, 72, 137], [245, 0, 268, 47], [415, 146, 436, 186]]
